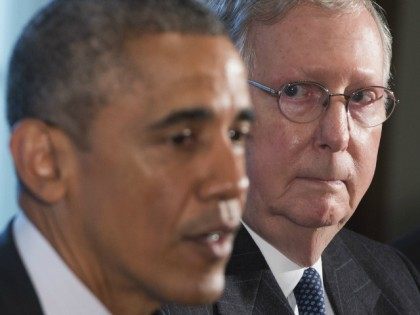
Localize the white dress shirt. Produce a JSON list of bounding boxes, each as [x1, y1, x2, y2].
[[13, 212, 111, 315], [243, 223, 335, 315]]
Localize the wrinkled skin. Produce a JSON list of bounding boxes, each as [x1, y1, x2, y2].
[[244, 4, 384, 266]]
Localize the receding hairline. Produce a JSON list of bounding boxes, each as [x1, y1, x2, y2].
[[209, 0, 392, 83]]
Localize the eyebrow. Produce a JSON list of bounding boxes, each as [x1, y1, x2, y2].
[[149, 107, 214, 130], [236, 108, 255, 123], [149, 106, 255, 131]]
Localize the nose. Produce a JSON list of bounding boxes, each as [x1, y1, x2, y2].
[[196, 136, 248, 202], [315, 95, 350, 152]]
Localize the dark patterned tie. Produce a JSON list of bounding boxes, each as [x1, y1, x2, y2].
[[293, 267, 326, 315]]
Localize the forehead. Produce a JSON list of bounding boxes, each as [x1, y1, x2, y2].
[[125, 33, 239, 69], [251, 4, 384, 85], [118, 33, 248, 116]]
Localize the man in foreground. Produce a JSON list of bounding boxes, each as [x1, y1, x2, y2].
[[163, 0, 420, 314], [0, 0, 253, 314]]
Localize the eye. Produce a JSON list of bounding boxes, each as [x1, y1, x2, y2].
[[169, 128, 195, 147], [284, 84, 306, 98], [282, 83, 324, 102], [351, 89, 377, 105], [228, 123, 251, 145]]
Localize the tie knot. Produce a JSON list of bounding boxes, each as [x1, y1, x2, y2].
[[293, 267, 326, 315]]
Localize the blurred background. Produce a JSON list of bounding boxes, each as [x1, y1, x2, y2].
[[0, 0, 51, 228], [0, 0, 419, 242], [347, 0, 420, 242]]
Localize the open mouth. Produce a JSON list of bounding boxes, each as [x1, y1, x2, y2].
[[185, 229, 236, 261], [206, 231, 222, 242]]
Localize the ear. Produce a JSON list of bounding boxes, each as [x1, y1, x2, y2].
[[9, 119, 71, 204]]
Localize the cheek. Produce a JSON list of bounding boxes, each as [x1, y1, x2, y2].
[[124, 170, 192, 227], [351, 127, 382, 199], [83, 164, 195, 263], [246, 110, 312, 188], [77, 150, 188, 232]]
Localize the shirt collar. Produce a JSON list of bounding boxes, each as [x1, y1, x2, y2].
[[13, 212, 111, 315], [243, 222, 324, 299]]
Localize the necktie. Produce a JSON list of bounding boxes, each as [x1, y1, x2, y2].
[[293, 267, 326, 315]]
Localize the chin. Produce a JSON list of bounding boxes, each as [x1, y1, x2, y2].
[[293, 214, 344, 230], [162, 270, 225, 305], [298, 213, 340, 228], [286, 199, 351, 229]]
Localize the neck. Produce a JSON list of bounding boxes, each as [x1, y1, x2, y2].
[[97, 285, 160, 315], [22, 197, 160, 315], [244, 214, 342, 266], [277, 229, 331, 266]]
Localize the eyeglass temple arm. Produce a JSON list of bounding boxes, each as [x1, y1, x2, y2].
[[248, 80, 279, 96]]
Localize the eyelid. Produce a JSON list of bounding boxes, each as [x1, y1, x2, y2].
[[168, 128, 194, 146], [280, 81, 328, 93], [229, 121, 252, 144], [350, 87, 382, 99], [237, 122, 252, 135]]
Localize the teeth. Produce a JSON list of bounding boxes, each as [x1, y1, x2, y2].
[[207, 232, 221, 242]]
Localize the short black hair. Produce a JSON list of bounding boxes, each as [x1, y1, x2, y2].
[[7, 0, 227, 147]]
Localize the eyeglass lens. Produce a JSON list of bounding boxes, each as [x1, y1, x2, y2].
[[278, 82, 395, 127]]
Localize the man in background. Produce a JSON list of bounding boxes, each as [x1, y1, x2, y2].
[[0, 0, 253, 314], [163, 0, 420, 314]]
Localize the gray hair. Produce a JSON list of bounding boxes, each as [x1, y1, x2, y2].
[[201, 0, 392, 83], [7, 0, 226, 148]]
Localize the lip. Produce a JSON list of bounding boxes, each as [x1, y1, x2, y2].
[[183, 224, 239, 260], [297, 177, 346, 187]]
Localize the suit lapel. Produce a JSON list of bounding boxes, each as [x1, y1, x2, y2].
[[216, 227, 293, 315], [252, 269, 293, 315], [0, 219, 44, 315], [163, 227, 419, 314], [323, 232, 381, 315]]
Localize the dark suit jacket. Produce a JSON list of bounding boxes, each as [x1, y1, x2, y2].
[[392, 227, 420, 272], [0, 221, 44, 315], [161, 227, 420, 314]]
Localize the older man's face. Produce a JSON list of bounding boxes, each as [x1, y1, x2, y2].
[[67, 34, 251, 305], [244, 5, 384, 254]]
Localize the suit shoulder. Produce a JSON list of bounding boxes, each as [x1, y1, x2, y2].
[[336, 228, 406, 262], [392, 227, 420, 270], [337, 228, 393, 251], [334, 228, 420, 284]]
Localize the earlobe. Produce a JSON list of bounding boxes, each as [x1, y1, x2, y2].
[[9, 119, 66, 204]]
